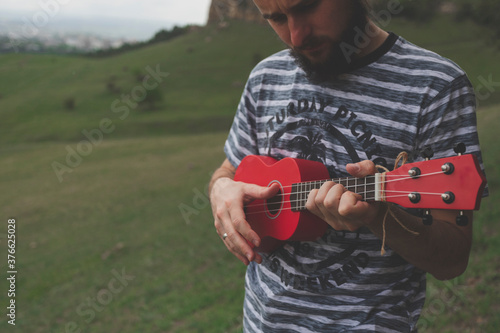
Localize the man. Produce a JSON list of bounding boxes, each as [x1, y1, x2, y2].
[[209, 0, 487, 331]]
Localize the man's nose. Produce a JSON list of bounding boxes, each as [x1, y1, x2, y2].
[[288, 15, 312, 48]]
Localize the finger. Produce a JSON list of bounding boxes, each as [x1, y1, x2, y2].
[[322, 183, 346, 212], [338, 191, 365, 217], [313, 181, 336, 208], [242, 182, 281, 203], [346, 160, 377, 178], [224, 197, 264, 262], [338, 192, 378, 229], [319, 184, 347, 228], [226, 195, 261, 246], [305, 188, 319, 214], [221, 232, 253, 266], [214, 203, 255, 265], [306, 182, 345, 229]]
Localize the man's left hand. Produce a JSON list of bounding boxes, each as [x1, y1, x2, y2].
[[305, 160, 383, 231]]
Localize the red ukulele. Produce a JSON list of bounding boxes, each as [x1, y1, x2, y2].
[[234, 145, 486, 252]]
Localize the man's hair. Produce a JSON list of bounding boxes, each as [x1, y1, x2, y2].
[[361, 0, 372, 11], [357, 0, 371, 18]]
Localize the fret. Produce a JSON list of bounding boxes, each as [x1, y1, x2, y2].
[[297, 183, 304, 209], [290, 183, 299, 211], [337, 178, 347, 188], [302, 182, 306, 209], [296, 182, 300, 211], [337, 177, 342, 188], [356, 178, 362, 199], [364, 177, 367, 201], [304, 182, 310, 209], [347, 177, 355, 192], [364, 176, 376, 201]]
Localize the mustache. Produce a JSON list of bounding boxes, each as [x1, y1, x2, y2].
[[293, 36, 331, 52]]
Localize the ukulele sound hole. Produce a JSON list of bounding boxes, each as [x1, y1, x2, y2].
[[265, 181, 284, 219], [266, 190, 282, 216]]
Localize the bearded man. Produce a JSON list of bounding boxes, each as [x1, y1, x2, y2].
[[209, 1, 488, 331]]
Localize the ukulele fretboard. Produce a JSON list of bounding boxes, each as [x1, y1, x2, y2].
[[290, 176, 377, 211]]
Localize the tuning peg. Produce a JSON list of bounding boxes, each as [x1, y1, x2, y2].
[[421, 146, 434, 160], [456, 211, 469, 226], [422, 210, 433, 226], [454, 143, 466, 156]]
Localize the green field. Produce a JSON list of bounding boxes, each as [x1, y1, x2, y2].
[[1, 15, 499, 332]]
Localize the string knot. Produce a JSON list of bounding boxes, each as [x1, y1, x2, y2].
[[376, 151, 419, 255]]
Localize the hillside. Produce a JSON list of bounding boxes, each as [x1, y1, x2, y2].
[[0, 21, 282, 146], [2, 16, 500, 147], [207, 0, 265, 24]]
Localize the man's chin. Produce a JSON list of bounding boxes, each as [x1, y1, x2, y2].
[[290, 47, 351, 83]]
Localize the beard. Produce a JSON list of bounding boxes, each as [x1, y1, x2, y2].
[[290, 1, 369, 83]]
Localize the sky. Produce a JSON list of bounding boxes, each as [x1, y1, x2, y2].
[[1, 0, 212, 24], [0, 0, 213, 39]]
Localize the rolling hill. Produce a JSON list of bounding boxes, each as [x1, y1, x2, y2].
[[1, 16, 500, 147], [0, 21, 283, 145]]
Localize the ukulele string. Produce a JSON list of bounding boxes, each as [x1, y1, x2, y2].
[[243, 170, 448, 215], [255, 170, 444, 199], [244, 192, 445, 216]]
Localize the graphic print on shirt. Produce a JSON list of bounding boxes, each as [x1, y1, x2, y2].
[[265, 230, 373, 292], [287, 130, 326, 163], [262, 96, 389, 291], [264, 97, 389, 179]]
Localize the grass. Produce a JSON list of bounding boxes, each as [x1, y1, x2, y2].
[[0, 14, 499, 333], [0, 21, 283, 145], [1, 133, 246, 332], [386, 15, 500, 107], [419, 103, 500, 333], [1, 106, 498, 332]]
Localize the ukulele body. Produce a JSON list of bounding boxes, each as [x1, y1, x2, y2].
[[234, 155, 330, 251]]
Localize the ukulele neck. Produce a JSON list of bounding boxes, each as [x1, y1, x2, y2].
[[290, 174, 382, 212]]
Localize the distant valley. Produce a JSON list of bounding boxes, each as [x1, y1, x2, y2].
[[0, 12, 179, 53]]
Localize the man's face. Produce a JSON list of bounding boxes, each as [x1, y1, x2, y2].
[[253, 0, 368, 82]]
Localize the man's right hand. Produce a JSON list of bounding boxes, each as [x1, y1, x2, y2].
[[209, 159, 280, 265]]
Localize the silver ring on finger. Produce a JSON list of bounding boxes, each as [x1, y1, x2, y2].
[[222, 232, 228, 240]]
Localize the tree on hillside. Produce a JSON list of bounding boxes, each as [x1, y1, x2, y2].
[[455, 0, 500, 39], [134, 71, 164, 112], [87, 25, 191, 58], [149, 26, 190, 44], [371, 0, 443, 22], [63, 97, 76, 111]]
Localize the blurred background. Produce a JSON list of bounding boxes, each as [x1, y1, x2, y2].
[[0, 0, 499, 332]]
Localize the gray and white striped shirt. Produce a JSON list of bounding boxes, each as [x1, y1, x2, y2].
[[224, 33, 486, 332]]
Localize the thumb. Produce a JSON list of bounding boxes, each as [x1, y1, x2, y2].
[[346, 160, 377, 178], [244, 182, 280, 201]]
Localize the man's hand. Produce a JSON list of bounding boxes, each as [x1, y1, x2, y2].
[[209, 159, 280, 265], [305, 160, 381, 231]]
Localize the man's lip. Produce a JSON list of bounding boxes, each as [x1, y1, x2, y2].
[[299, 41, 326, 53]]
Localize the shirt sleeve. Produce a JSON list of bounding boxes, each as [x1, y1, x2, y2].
[[224, 78, 260, 168]]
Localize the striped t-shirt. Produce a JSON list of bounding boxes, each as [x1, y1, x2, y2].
[[224, 33, 486, 332]]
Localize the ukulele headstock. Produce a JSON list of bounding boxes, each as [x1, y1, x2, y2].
[[381, 145, 486, 226]]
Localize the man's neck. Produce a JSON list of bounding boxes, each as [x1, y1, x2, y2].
[[356, 20, 390, 59]]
